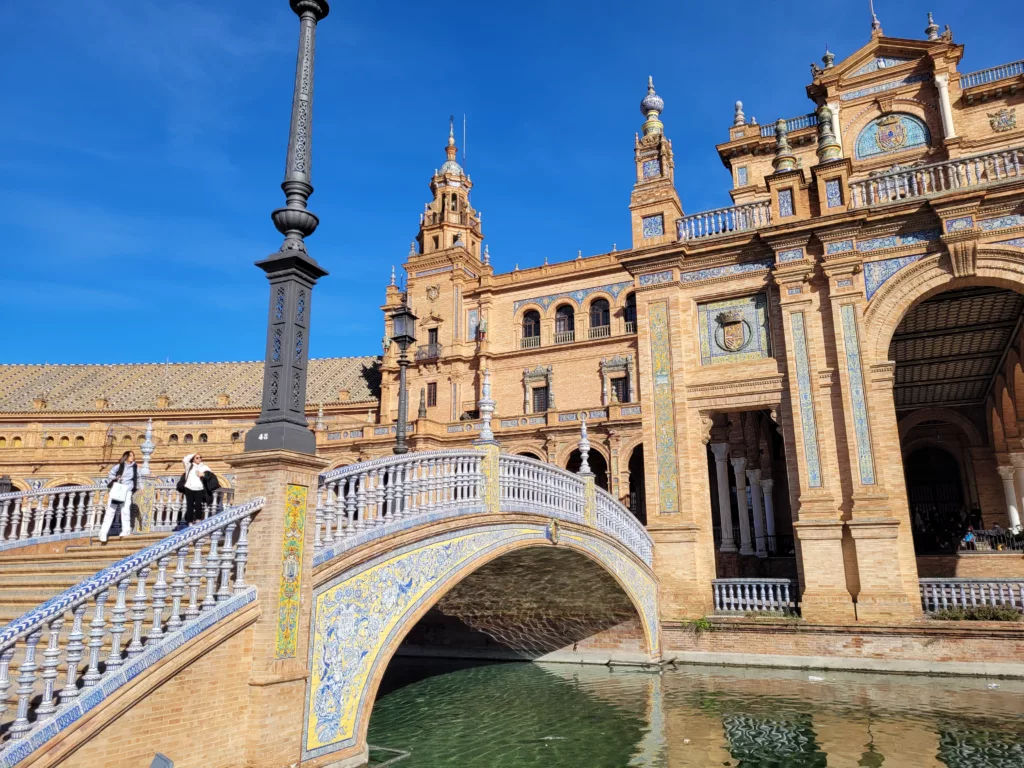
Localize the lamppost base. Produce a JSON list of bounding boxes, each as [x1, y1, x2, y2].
[[244, 421, 317, 455]]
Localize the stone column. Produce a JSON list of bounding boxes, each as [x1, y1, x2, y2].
[[731, 457, 753, 555], [710, 443, 735, 552], [761, 478, 777, 553], [747, 469, 767, 557], [228, 449, 330, 768], [1013, 465, 1024, 533], [997, 466, 1022, 531], [826, 101, 842, 151], [934, 73, 957, 139]]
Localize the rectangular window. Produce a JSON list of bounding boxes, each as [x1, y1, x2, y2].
[[778, 188, 794, 218], [611, 377, 630, 404], [532, 386, 549, 413], [428, 328, 438, 346], [427, 382, 437, 408]]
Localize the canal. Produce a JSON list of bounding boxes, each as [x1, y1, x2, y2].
[[367, 659, 1024, 766]]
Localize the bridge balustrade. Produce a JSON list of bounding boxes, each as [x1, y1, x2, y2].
[[712, 578, 799, 615], [314, 450, 654, 567], [0, 498, 264, 757], [919, 578, 1024, 613]]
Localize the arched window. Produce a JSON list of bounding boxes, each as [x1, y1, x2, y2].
[[589, 298, 610, 338], [59, 436, 70, 448], [855, 113, 930, 160], [0, 437, 7, 448], [75, 436, 85, 447], [45, 436, 55, 447], [122, 435, 133, 445], [12, 436, 22, 448], [169, 434, 179, 444], [521, 310, 541, 349], [199, 433, 208, 443], [624, 293, 637, 332], [555, 305, 575, 343], [184, 434, 194, 444], [137, 434, 146, 443]]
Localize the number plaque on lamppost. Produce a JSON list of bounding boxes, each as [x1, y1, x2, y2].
[[389, 302, 418, 454], [245, 0, 330, 455]]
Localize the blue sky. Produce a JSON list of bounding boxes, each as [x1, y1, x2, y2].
[[1, 1, 1018, 365]]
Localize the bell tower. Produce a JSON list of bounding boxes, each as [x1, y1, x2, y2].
[[416, 117, 484, 260], [629, 77, 682, 249]]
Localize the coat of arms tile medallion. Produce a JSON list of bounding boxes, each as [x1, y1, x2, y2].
[[698, 294, 771, 365]]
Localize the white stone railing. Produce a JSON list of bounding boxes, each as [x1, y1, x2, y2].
[[0, 497, 264, 756], [758, 112, 817, 137], [849, 147, 1024, 209], [960, 59, 1024, 89], [712, 578, 799, 615], [919, 578, 1024, 613], [0, 483, 236, 545], [677, 200, 772, 242], [0, 485, 108, 543], [313, 451, 654, 567]]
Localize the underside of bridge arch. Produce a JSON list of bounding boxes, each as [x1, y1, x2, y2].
[[399, 546, 646, 661]]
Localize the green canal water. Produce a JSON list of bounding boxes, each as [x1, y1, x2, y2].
[[366, 659, 1024, 767]]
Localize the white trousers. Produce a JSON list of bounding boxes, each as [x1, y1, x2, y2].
[[99, 493, 132, 542]]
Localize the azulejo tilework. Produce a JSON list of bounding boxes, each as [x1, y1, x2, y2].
[[736, 166, 748, 186], [825, 179, 843, 209], [839, 305, 875, 485], [778, 248, 804, 263], [826, 239, 855, 254], [994, 238, 1024, 249], [512, 281, 632, 314], [697, 294, 771, 366], [303, 525, 659, 762], [864, 254, 926, 300], [945, 216, 975, 233], [979, 214, 1024, 231], [679, 258, 773, 284], [466, 309, 479, 341], [642, 159, 661, 179], [855, 113, 930, 159], [275, 484, 309, 659], [850, 56, 915, 77], [639, 270, 673, 286], [789, 313, 822, 488], [840, 73, 929, 102], [857, 229, 940, 253], [778, 189, 794, 218], [648, 302, 679, 513], [642, 215, 665, 238]]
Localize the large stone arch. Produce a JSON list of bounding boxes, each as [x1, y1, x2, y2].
[[303, 519, 658, 765], [898, 407, 984, 447]]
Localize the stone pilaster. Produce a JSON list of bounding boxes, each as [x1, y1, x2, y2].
[[228, 449, 330, 768]]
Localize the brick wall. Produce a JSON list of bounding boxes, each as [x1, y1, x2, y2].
[[916, 553, 1024, 578]]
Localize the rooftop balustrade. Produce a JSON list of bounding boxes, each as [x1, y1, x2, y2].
[[758, 113, 817, 137], [960, 59, 1024, 89], [677, 200, 772, 242], [849, 146, 1024, 209]]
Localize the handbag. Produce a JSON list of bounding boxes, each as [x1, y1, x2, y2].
[[109, 482, 130, 504], [175, 472, 188, 494]]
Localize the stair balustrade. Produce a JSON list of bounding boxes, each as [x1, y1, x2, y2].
[[676, 200, 772, 242], [314, 451, 654, 566], [0, 497, 264, 754], [919, 578, 1024, 613], [848, 146, 1024, 209], [150, 484, 235, 532], [712, 578, 799, 615]]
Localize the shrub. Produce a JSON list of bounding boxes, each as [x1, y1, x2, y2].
[[931, 606, 1022, 622], [687, 616, 713, 636]]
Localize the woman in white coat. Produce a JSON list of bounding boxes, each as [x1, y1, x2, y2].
[[100, 450, 138, 543], [181, 452, 211, 526]]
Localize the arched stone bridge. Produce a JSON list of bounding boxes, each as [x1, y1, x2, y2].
[[304, 447, 659, 765], [0, 446, 658, 768]]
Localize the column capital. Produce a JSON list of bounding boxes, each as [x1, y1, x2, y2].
[[760, 477, 774, 489], [934, 72, 950, 88], [745, 468, 762, 484], [997, 465, 1016, 481], [710, 442, 730, 461], [730, 455, 747, 472]]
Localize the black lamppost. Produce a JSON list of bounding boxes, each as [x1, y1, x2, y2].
[[390, 303, 418, 454], [245, 0, 330, 455]]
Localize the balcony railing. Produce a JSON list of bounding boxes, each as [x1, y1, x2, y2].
[[848, 146, 1024, 209], [554, 330, 575, 344], [919, 578, 1024, 613], [624, 320, 637, 334], [712, 578, 799, 615], [520, 335, 540, 349], [959, 529, 1024, 553], [588, 325, 611, 340], [415, 343, 442, 361], [759, 113, 818, 137], [677, 200, 772, 242], [960, 59, 1024, 89]]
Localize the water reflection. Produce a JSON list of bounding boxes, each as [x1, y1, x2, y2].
[[367, 659, 1024, 767]]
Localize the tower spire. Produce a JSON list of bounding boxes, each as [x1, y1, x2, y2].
[[640, 76, 665, 136], [925, 12, 939, 41], [870, 0, 883, 36]]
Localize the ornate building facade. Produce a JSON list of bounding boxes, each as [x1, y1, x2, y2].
[[3, 15, 1024, 623]]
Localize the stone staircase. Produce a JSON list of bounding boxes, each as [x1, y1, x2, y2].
[[0, 533, 166, 626]]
